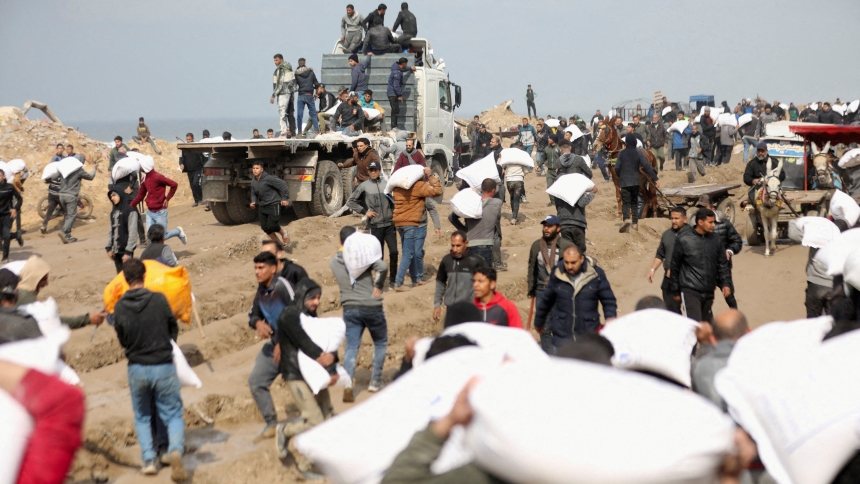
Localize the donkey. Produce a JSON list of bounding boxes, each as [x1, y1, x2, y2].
[[810, 141, 842, 190], [754, 157, 784, 257]]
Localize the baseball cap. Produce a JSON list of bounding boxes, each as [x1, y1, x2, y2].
[[368, 161, 380, 170], [696, 195, 711, 208], [348, 91, 358, 98], [541, 215, 561, 226], [757, 140, 768, 151]]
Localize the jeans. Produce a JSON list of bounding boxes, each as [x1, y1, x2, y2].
[[186, 169, 203, 203], [471, 245, 493, 266], [742, 137, 757, 163], [527, 101, 537, 118], [388, 95, 402, 130], [277, 93, 296, 137], [339, 127, 358, 135], [523, 145, 534, 156], [343, 308, 388, 384], [535, 288, 553, 354], [535, 150, 546, 169], [146, 209, 181, 240], [594, 151, 610, 180], [507, 181, 524, 221], [621, 186, 640, 223], [674, 148, 688, 170], [127, 363, 185, 462], [248, 342, 280, 425], [681, 290, 714, 323], [396, 225, 426, 286], [370, 225, 398, 286], [297, 94, 319, 133]]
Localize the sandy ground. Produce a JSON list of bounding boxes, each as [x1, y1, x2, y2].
[[14, 147, 809, 483]]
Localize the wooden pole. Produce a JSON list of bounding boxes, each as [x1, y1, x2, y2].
[[192, 304, 206, 338]]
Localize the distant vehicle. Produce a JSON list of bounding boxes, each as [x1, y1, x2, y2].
[[689, 95, 715, 113]]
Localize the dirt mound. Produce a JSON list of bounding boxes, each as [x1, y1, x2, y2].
[[0, 106, 192, 229]]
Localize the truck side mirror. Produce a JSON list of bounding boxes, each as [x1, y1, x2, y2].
[[454, 85, 462, 108]]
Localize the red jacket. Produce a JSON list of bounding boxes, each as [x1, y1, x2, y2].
[[393, 149, 427, 173], [130, 170, 177, 211], [474, 292, 523, 328]]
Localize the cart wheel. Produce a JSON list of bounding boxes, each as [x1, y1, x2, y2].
[[717, 198, 736, 226], [745, 213, 763, 246]]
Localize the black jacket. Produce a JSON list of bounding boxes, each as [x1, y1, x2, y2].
[[527, 237, 573, 296], [647, 122, 667, 148], [714, 218, 742, 255], [699, 116, 716, 141], [251, 171, 290, 207], [362, 10, 385, 30], [114, 288, 178, 365], [0, 180, 22, 216], [280, 259, 309, 288], [179, 151, 205, 173], [335, 101, 365, 131], [743, 156, 786, 186], [364, 24, 394, 52], [105, 185, 139, 257], [818, 109, 843, 125], [615, 138, 658, 188], [656, 225, 689, 290], [295, 66, 320, 95], [433, 250, 487, 308], [277, 278, 336, 381], [472, 131, 492, 159], [556, 153, 592, 178], [392, 9, 417, 35], [669, 228, 732, 295], [0, 306, 42, 344], [318, 91, 337, 112]]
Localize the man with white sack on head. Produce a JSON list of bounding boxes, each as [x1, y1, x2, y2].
[[392, 166, 442, 291], [448, 179, 502, 267]]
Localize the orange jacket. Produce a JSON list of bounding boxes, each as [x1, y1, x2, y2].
[[392, 176, 442, 227]]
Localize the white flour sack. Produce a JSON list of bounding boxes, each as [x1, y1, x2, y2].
[[714, 317, 860, 484], [294, 346, 507, 484], [600, 308, 699, 387], [738, 113, 753, 127], [6, 159, 26, 175], [814, 228, 860, 276], [465, 359, 736, 484], [449, 188, 483, 219], [298, 314, 347, 394], [545, 173, 594, 208], [455, 153, 500, 188], [384, 164, 425, 194], [838, 148, 860, 169], [830, 190, 860, 226], [795, 216, 840, 249], [717, 113, 738, 127], [111, 156, 141, 181], [0, 331, 72, 484], [172, 341, 202, 388], [668, 119, 689, 133], [411, 322, 548, 367], [342, 232, 383, 282], [498, 148, 533, 167]]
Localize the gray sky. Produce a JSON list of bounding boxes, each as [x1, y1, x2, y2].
[[2, 0, 858, 123]]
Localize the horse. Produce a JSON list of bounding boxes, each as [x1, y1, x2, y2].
[[593, 117, 659, 219], [751, 155, 784, 257], [810, 141, 842, 190]]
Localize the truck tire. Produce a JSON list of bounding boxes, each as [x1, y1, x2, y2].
[[211, 202, 234, 225], [312, 160, 343, 217], [431, 160, 445, 203], [745, 212, 763, 246], [226, 186, 258, 224], [292, 201, 312, 219], [341, 165, 357, 202]]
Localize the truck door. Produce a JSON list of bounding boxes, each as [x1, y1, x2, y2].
[[424, 78, 439, 146], [437, 80, 454, 151]]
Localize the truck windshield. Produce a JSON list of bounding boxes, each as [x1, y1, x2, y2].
[[439, 81, 452, 112]]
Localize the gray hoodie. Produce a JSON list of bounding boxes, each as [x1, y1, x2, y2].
[[330, 250, 387, 310], [448, 197, 502, 247], [380, 130, 408, 161], [59, 167, 96, 197], [341, 12, 364, 35], [347, 177, 394, 228]]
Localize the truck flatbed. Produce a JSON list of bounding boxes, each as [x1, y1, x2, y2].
[[660, 182, 741, 198]]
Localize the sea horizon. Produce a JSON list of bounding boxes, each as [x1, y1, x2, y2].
[[64, 115, 283, 144]]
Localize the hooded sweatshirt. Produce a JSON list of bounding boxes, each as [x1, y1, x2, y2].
[[114, 288, 178, 365], [387, 63, 408, 97], [15, 256, 90, 329], [473, 292, 523, 328], [350, 55, 372, 93], [295, 66, 320, 95], [277, 278, 336, 381], [106, 186, 139, 257], [251, 171, 290, 207], [380, 131, 409, 161], [129, 170, 177, 211], [556, 152, 592, 178]]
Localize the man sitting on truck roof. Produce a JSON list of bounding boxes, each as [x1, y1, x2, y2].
[[359, 90, 386, 130], [334, 91, 365, 135], [363, 17, 398, 55], [340, 4, 364, 54], [391, 2, 417, 51]]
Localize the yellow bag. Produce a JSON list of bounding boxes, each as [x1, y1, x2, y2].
[[104, 260, 193, 324]]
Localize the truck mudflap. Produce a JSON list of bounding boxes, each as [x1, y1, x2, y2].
[[286, 181, 314, 202], [202, 178, 228, 202]]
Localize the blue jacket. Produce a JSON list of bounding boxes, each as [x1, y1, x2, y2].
[[387, 63, 406, 97], [672, 123, 692, 150], [534, 258, 617, 347], [350, 55, 372, 92]]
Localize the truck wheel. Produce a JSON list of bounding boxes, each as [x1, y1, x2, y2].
[[717, 198, 736, 225], [312, 160, 343, 216], [341, 165, 357, 202], [431, 161, 445, 203], [745, 212, 763, 246], [226, 186, 258, 224], [211, 202, 234, 225], [292, 201, 312, 219]]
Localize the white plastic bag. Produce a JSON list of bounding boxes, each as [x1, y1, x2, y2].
[[795, 217, 840, 249], [298, 314, 347, 394], [668, 119, 689, 133], [779, 103, 789, 111], [717, 113, 738, 127], [833, 104, 847, 116], [838, 148, 860, 169], [171, 341, 202, 388], [342, 232, 383, 283], [362, 107, 381, 119], [466, 358, 736, 484], [815, 228, 860, 276], [412, 322, 547, 367], [294, 347, 507, 484], [450, 188, 483, 219], [455, 153, 500, 188], [601, 308, 699, 387], [737, 113, 753, 127], [498, 148, 533, 167], [135, 152, 155, 173], [546, 173, 594, 208], [384, 164, 424, 194], [111, 156, 141, 181], [830, 190, 860, 226], [581, 154, 592, 167]]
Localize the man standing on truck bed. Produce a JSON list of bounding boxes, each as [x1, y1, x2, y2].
[[387, 57, 415, 131], [294, 58, 320, 137], [391, 2, 417, 51], [270, 54, 297, 138], [348, 53, 372, 100], [250, 161, 291, 246], [340, 4, 364, 54]]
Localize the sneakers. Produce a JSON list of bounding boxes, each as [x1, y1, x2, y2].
[[521, 195, 529, 204], [368, 380, 383, 393], [40, 225, 46, 235], [275, 422, 289, 459], [493, 264, 508, 272], [394, 285, 409, 292], [342, 386, 355, 403], [252, 422, 277, 443], [415, 280, 426, 287], [177, 227, 187, 245], [57, 232, 69, 244], [632, 223, 639, 232], [192, 202, 199, 207], [141, 460, 158, 475], [619, 220, 631, 233], [165, 450, 187, 482], [300, 470, 325, 481], [510, 219, 518, 226]]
